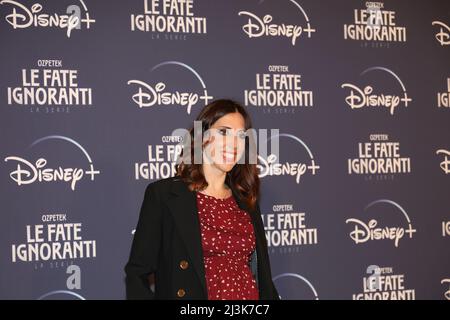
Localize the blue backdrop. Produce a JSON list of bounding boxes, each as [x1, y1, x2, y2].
[[1, 0, 449, 299]]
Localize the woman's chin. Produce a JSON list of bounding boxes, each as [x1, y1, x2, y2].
[[215, 162, 236, 173]]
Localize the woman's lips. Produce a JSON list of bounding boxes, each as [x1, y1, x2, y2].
[[222, 151, 237, 161]]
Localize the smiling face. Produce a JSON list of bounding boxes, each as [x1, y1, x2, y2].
[[202, 111, 247, 173]]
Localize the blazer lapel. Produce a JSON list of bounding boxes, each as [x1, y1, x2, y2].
[[166, 178, 208, 297], [230, 187, 263, 246], [231, 187, 266, 291]]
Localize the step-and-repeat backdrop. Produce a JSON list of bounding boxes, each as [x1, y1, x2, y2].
[[1, 0, 449, 299]]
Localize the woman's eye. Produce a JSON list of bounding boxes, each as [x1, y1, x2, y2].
[[218, 128, 229, 136], [216, 128, 245, 139]]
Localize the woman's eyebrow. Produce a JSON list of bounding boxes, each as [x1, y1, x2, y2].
[[215, 126, 246, 131]]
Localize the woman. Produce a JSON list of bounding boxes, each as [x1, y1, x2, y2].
[[125, 99, 279, 300]]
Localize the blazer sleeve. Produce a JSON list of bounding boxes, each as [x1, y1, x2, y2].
[[124, 183, 162, 299], [256, 202, 280, 300]]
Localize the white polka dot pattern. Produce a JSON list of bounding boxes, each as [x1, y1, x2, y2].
[[196, 191, 259, 300]]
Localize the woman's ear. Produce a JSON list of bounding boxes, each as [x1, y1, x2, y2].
[[202, 135, 216, 163], [203, 134, 215, 147]]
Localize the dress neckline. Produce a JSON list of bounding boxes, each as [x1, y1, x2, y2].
[[197, 191, 233, 201]]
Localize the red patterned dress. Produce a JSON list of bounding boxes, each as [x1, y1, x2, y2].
[[196, 191, 259, 300]]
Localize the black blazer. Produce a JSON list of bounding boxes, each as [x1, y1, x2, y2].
[[124, 176, 279, 300]]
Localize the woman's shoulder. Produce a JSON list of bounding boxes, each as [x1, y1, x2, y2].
[[144, 176, 187, 195]]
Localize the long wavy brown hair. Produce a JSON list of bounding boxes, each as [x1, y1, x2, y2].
[[176, 99, 260, 212]]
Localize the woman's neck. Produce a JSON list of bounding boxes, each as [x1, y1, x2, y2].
[[201, 164, 231, 197]]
